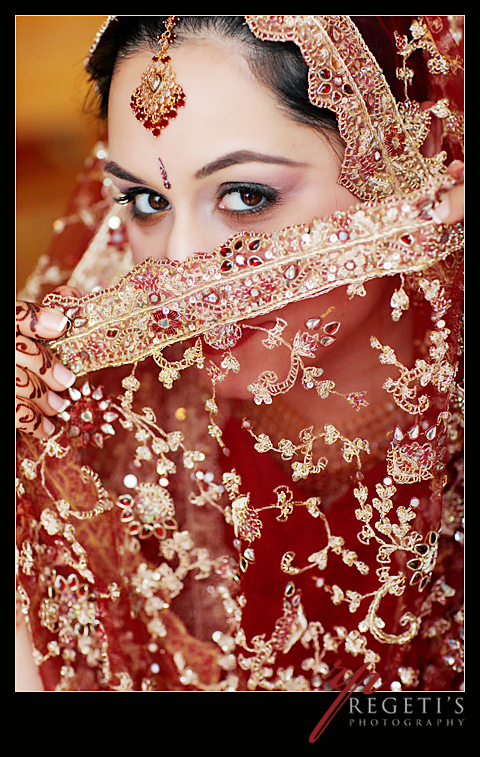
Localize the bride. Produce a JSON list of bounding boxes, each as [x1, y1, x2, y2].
[[16, 16, 463, 692]]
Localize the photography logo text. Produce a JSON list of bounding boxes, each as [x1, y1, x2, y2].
[[308, 662, 464, 741]]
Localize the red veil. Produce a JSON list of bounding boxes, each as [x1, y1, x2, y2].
[[17, 16, 463, 692]]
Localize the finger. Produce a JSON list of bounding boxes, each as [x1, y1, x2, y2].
[[16, 333, 76, 392], [15, 365, 70, 417], [50, 285, 82, 298], [16, 396, 55, 438], [445, 160, 464, 181], [434, 182, 464, 225], [16, 300, 68, 340]]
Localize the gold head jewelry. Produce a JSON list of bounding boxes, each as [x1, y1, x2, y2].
[[86, 15, 117, 64], [130, 16, 186, 137]]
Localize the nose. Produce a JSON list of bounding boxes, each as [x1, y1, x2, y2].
[[164, 210, 212, 263]]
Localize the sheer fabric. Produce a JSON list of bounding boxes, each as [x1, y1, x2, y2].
[[16, 16, 463, 691]]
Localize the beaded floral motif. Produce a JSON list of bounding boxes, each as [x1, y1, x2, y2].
[[242, 317, 366, 411], [353, 477, 439, 593], [58, 380, 118, 448], [116, 483, 178, 541]]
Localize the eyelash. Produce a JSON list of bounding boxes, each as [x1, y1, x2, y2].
[[114, 187, 169, 221], [114, 182, 281, 223], [216, 182, 280, 216]]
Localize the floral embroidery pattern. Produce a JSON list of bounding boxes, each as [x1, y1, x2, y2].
[[59, 380, 118, 448], [150, 308, 182, 337]]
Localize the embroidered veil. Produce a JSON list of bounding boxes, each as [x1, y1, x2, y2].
[[16, 16, 464, 692]]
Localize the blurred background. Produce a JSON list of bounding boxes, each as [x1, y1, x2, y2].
[[16, 16, 107, 292]]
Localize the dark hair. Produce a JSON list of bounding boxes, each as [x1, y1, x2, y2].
[[86, 15, 340, 143]]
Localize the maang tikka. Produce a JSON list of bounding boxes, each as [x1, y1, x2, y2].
[[130, 16, 186, 137]]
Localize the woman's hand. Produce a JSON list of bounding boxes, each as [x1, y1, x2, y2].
[[16, 286, 80, 438]]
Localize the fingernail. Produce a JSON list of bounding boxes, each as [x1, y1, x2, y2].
[[43, 417, 55, 436], [450, 160, 465, 179], [47, 390, 70, 413], [432, 197, 450, 223], [38, 309, 68, 332], [53, 362, 76, 388]]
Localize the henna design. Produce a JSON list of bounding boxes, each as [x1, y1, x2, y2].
[[16, 336, 54, 376], [16, 398, 42, 434], [16, 302, 41, 336], [16, 366, 48, 400]]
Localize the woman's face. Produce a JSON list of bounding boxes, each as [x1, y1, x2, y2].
[[107, 36, 357, 261], [106, 36, 393, 400]]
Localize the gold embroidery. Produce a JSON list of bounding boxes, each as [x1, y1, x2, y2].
[[360, 577, 420, 644], [243, 421, 369, 483], [371, 321, 457, 415]]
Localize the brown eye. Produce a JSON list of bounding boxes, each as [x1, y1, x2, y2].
[[239, 189, 263, 207], [134, 192, 170, 215], [147, 194, 169, 210], [219, 184, 277, 213]]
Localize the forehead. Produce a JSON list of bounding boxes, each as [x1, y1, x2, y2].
[[107, 38, 329, 175]]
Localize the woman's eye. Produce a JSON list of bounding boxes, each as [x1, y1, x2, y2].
[[218, 184, 278, 214], [115, 189, 170, 218], [220, 189, 264, 211], [133, 192, 169, 215]]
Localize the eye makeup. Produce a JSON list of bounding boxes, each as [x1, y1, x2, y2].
[[114, 187, 170, 221], [114, 181, 282, 224], [216, 182, 281, 216]]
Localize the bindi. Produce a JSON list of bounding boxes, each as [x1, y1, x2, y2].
[[158, 158, 171, 189]]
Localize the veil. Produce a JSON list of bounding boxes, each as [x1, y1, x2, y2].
[[16, 16, 464, 692]]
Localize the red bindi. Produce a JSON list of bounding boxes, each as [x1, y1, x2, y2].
[[158, 158, 171, 189]]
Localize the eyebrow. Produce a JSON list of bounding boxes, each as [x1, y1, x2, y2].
[[194, 150, 305, 178], [104, 162, 148, 185]]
